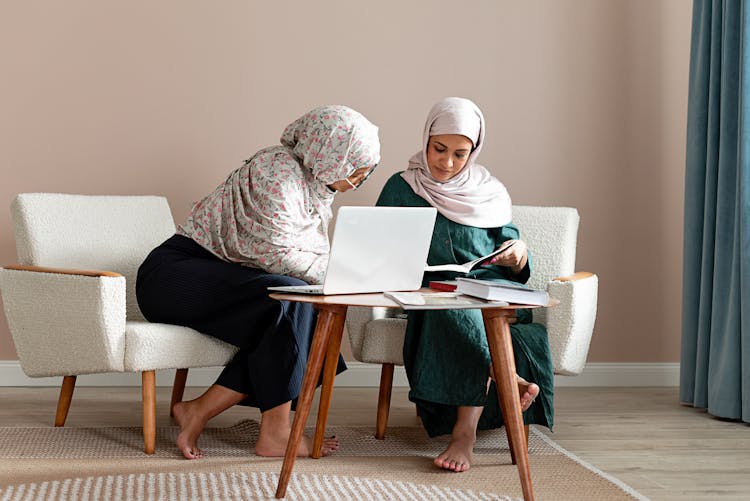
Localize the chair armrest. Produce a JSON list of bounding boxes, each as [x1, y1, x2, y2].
[[346, 306, 403, 360], [553, 271, 595, 282], [545, 271, 598, 375], [3, 264, 123, 278], [0, 266, 127, 377]]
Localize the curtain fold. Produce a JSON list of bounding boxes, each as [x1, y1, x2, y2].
[[681, 0, 749, 422]]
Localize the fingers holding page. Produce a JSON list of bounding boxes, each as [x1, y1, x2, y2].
[[488, 240, 527, 268]]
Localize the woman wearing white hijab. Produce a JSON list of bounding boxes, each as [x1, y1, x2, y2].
[[137, 105, 380, 460], [377, 97, 553, 473]]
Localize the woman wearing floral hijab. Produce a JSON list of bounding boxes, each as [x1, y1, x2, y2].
[[377, 97, 553, 472], [136, 105, 380, 460]]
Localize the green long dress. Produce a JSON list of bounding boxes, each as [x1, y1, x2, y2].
[[376, 173, 554, 437]]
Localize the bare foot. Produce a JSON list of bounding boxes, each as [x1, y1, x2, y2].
[[517, 376, 540, 412], [488, 370, 541, 412], [255, 430, 340, 457], [172, 401, 206, 460], [434, 432, 475, 472]]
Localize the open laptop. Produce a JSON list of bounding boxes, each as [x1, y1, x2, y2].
[[268, 206, 437, 295]]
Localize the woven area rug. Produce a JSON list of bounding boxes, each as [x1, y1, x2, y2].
[[0, 420, 647, 500]]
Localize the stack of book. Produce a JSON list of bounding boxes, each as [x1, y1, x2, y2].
[[455, 278, 549, 305], [428, 280, 458, 292]]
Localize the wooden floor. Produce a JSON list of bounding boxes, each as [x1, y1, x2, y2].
[[1, 385, 748, 500]]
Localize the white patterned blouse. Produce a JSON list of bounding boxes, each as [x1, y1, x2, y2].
[[177, 105, 380, 284]]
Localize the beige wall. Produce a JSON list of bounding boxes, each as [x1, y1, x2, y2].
[[0, 1, 691, 363]]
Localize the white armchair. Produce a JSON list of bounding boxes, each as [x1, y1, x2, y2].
[[0, 193, 237, 453], [346, 205, 598, 439]]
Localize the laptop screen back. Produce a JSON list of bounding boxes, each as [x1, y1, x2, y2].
[[321, 206, 437, 294]]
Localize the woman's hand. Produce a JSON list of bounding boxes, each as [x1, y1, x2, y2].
[[487, 239, 528, 275]]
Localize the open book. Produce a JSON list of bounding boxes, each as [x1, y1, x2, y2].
[[424, 241, 516, 274], [384, 291, 507, 310]]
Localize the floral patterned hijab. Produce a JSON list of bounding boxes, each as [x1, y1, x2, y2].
[[401, 97, 512, 228], [281, 105, 380, 187]]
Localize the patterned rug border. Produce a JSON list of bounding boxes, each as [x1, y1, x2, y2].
[[0, 470, 522, 501]]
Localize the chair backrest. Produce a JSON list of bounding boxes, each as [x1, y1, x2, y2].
[[512, 205, 579, 290], [11, 193, 176, 321]]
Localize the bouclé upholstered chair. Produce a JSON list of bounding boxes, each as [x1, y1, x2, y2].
[[0, 193, 237, 453], [346, 205, 598, 439]]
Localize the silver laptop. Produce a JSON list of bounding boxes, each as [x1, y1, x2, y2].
[[268, 206, 437, 295]]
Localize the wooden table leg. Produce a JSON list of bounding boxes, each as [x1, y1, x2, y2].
[[482, 308, 534, 501], [312, 305, 347, 457], [275, 304, 346, 499]]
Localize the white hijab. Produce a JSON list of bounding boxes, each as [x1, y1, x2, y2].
[[401, 97, 512, 228]]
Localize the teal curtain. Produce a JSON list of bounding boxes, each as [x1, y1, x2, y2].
[[681, 0, 750, 422]]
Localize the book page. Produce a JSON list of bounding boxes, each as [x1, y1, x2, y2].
[[423, 241, 516, 273], [423, 263, 472, 273]]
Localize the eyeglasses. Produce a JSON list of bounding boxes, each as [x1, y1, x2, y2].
[[345, 165, 376, 190]]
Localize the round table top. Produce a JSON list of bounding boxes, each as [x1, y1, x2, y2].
[[269, 289, 559, 309]]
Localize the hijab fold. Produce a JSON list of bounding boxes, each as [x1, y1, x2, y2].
[[401, 97, 512, 228]]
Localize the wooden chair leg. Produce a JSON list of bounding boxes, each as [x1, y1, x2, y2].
[[525, 424, 530, 447], [142, 370, 156, 455], [505, 425, 517, 464], [505, 424, 531, 464], [54, 375, 77, 427], [375, 363, 395, 440], [170, 368, 188, 417]]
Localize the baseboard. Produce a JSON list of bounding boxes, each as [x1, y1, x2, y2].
[[0, 360, 680, 387]]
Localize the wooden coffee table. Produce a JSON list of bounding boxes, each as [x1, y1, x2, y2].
[[269, 291, 555, 501]]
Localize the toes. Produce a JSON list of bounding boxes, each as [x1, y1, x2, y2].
[[448, 460, 469, 472], [438, 457, 459, 471], [320, 445, 338, 456], [518, 380, 540, 411], [436, 452, 472, 472], [322, 439, 340, 452], [318, 437, 341, 456], [182, 447, 202, 460], [521, 396, 535, 411]]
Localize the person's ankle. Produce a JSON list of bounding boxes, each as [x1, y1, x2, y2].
[[451, 427, 476, 442]]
